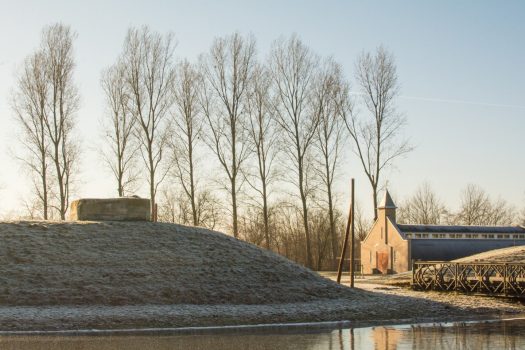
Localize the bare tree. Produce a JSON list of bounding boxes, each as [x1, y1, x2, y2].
[[170, 59, 204, 226], [12, 51, 51, 219], [20, 197, 44, 220], [455, 184, 491, 225], [200, 33, 255, 238], [354, 202, 373, 241], [40, 24, 80, 220], [101, 62, 139, 196], [312, 58, 348, 267], [157, 187, 180, 223], [194, 189, 223, 229], [158, 186, 222, 229], [488, 198, 517, 225], [239, 207, 270, 247], [398, 183, 448, 224], [271, 201, 305, 262], [245, 64, 279, 249], [309, 207, 335, 270], [269, 35, 320, 268], [343, 46, 411, 220], [454, 184, 516, 225], [121, 26, 176, 216]]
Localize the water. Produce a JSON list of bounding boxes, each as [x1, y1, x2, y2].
[[1, 319, 525, 349]]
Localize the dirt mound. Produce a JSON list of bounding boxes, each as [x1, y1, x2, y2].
[[0, 221, 357, 306], [453, 245, 525, 263]]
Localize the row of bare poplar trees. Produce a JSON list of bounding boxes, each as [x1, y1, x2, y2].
[[13, 24, 410, 269]]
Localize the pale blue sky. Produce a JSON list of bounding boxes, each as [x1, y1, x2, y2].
[[0, 0, 523, 218]]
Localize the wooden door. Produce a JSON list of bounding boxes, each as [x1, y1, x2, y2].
[[377, 250, 389, 274]]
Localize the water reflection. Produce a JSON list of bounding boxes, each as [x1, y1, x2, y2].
[[355, 319, 525, 350], [0, 319, 524, 349]]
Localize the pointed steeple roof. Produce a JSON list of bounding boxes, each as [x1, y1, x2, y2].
[[378, 190, 396, 209]]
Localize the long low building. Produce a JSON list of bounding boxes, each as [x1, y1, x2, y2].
[[360, 191, 525, 274]]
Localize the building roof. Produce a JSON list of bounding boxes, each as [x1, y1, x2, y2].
[[410, 238, 525, 261], [397, 224, 525, 234], [378, 190, 396, 209]]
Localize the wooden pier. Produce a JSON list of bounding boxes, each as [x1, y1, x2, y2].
[[412, 261, 525, 297]]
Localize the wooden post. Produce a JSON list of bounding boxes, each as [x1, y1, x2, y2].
[[337, 179, 354, 285], [350, 179, 355, 288]]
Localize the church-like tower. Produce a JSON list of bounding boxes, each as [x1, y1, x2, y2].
[[377, 190, 397, 224]]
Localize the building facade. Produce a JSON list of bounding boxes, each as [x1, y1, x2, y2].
[[360, 191, 525, 274]]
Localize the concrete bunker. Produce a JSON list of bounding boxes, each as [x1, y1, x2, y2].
[[69, 197, 151, 221]]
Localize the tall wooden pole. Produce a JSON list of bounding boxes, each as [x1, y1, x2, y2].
[[337, 178, 354, 285], [350, 178, 355, 288]]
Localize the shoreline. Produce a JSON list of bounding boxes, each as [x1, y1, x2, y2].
[[0, 289, 523, 335], [1, 278, 524, 334], [1, 315, 524, 337], [0, 272, 523, 334]]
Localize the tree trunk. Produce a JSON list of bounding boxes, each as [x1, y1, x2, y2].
[[149, 142, 156, 220], [231, 176, 238, 238], [117, 161, 124, 197], [327, 186, 337, 269], [41, 125, 48, 220], [373, 185, 378, 221], [262, 182, 270, 249], [299, 169, 312, 268], [188, 138, 197, 226], [42, 157, 48, 220], [53, 142, 66, 220], [117, 139, 124, 196], [231, 119, 239, 238], [322, 144, 338, 268]]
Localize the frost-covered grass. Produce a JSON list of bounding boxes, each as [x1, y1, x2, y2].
[[0, 221, 523, 331], [0, 220, 359, 306], [454, 245, 525, 263]]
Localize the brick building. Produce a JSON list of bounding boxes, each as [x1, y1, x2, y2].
[[360, 191, 525, 274]]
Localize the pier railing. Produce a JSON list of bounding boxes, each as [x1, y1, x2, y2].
[[412, 261, 525, 297]]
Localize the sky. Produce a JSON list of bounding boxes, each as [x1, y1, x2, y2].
[[0, 0, 523, 219]]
